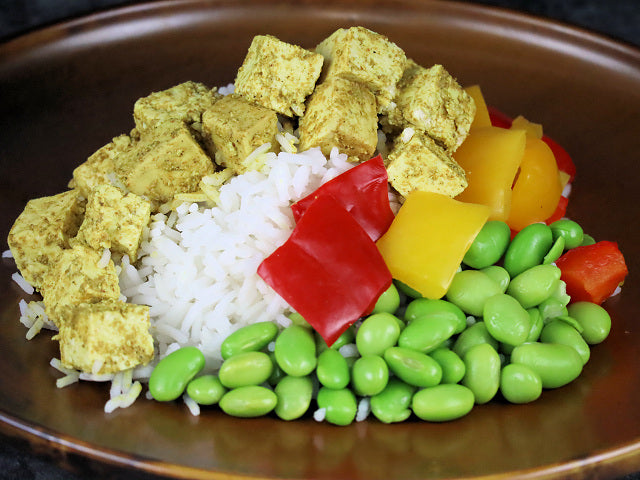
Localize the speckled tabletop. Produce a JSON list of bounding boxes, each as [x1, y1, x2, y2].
[[0, 1, 639, 479]]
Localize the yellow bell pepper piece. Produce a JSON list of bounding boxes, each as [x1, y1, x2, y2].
[[376, 191, 490, 299], [465, 85, 492, 130], [510, 115, 543, 139]]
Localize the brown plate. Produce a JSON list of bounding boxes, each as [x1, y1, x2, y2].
[[1, 1, 640, 479]]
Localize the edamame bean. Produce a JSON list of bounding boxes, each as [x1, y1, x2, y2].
[[503, 223, 553, 277], [384, 347, 442, 388], [507, 264, 561, 309], [370, 378, 416, 424], [288, 312, 312, 328], [149, 346, 205, 402], [351, 355, 389, 396], [219, 385, 277, 418], [186, 375, 226, 405], [483, 293, 530, 346], [510, 342, 583, 389], [316, 387, 357, 426], [220, 321, 279, 360], [274, 325, 316, 376], [452, 321, 499, 358], [462, 343, 501, 404], [543, 236, 565, 264], [317, 349, 350, 389], [481, 265, 511, 293], [372, 283, 401, 314], [526, 308, 544, 342], [567, 301, 612, 344], [316, 327, 355, 353], [446, 270, 502, 316], [394, 279, 422, 298], [463, 220, 511, 269], [550, 219, 584, 250], [429, 348, 465, 384], [500, 363, 542, 404], [356, 312, 401, 356], [404, 298, 467, 334], [540, 320, 590, 365], [274, 375, 313, 421], [412, 384, 475, 422], [397, 315, 457, 353], [581, 234, 596, 246], [218, 351, 273, 388], [267, 352, 285, 386], [538, 297, 568, 322]]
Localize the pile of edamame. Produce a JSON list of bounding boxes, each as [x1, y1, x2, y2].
[[148, 219, 612, 425]]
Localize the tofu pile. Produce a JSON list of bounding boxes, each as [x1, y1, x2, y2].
[[7, 27, 474, 376]]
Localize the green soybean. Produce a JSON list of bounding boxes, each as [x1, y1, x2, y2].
[[218, 351, 273, 388], [543, 236, 565, 264], [219, 385, 277, 418], [481, 265, 511, 293], [316, 327, 355, 353], [446, 270, 503, 316], [510, 342, 583, 389], [429, 348, 465, 384], [463, 220, 511, 269], [398, 315, 457, 353], [567, 301, 612, 344], [452, 321, 499, 358], [288, 312, 311, 328], [220, 321, 279, 360], [507, 264, 561, 309], [384, 347, 442, 388], [316, 349, 350, 389], [351, 355, 389, 396], [462, 343, 501, 404], [149, 346, 206, 402], [550, 219, 584, 250], [538, 297, 569, 322], [581, 234, 596, 246], [503, 223, 553, 277], [186, 375, 226, 405], [356, 312, 401, 356], [394, 279, 422, 299], [267, 352, 285, 386], [404, 298, 467, 334], [274, 375, 313, 421], [370, 378, 416, 424], [500, 363, 542, 404], [316, 387, 358, 426], [274, 325, 316, 376], [372, 283, 401, 314], [483, 293, 530, 346], [526, 308, 544, 342], [540, 320, 590, 365], [412, 384, 475, 422]]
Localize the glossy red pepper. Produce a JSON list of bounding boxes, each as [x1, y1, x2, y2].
[[542, 134, 577, 183], [545, 195, 569, 225], [258, 194, 392, 346], [488, 106, 513, 129], [291, 155, 394, 241], [556, 241, 628, 305]]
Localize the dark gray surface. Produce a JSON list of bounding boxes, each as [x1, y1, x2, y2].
[[0, 1, 639, 479]]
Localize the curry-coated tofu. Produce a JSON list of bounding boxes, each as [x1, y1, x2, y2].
[[41, 244, 121, 327], [74, 184, 151, 261], [54, 300, 154, 374], [298, 77, 378, 161], [7, 190, 85, 290], [315, 27, 406, 112], [385, 63, 475, 151], [386, 130, 468, 198], [202, 94, 278, 174], [235, 35, 324, 117], [114, 121, 215, 209]]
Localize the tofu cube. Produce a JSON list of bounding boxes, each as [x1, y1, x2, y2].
[[385, 63, 475, 151], [316, 27, 407, 112], [235, 35, 324, 117], [55, 300, 154, 374], [298, 77, 378, 161], [7, 190, 85, 290], [74, 184, 151, 261], [386, 130, 468, 198], [41, 244, 121, 326], [202, 94, 278, 174]]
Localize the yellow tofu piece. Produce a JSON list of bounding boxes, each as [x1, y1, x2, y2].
[[7, 190, 85, 290], [114, 121, 215, 209], [298, 77, 378, 161], [41, 244, 121, 326], [74, 184, 151, 261], [235, 35, 324, 117], [316, 27, 407, 112], [54, 300, 154, 374], [386, 130, 468, 198], [385, 63, 475, 151], [202, 94, 278, 174]]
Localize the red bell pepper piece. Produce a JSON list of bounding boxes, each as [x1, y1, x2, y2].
[[291, 154, 394, 242], [545, 195, 569, 225], [258, 194, 392, 346], [488, 106, 513, 129], [556, 241, 628, 305], [542, 134, 577, 183]]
